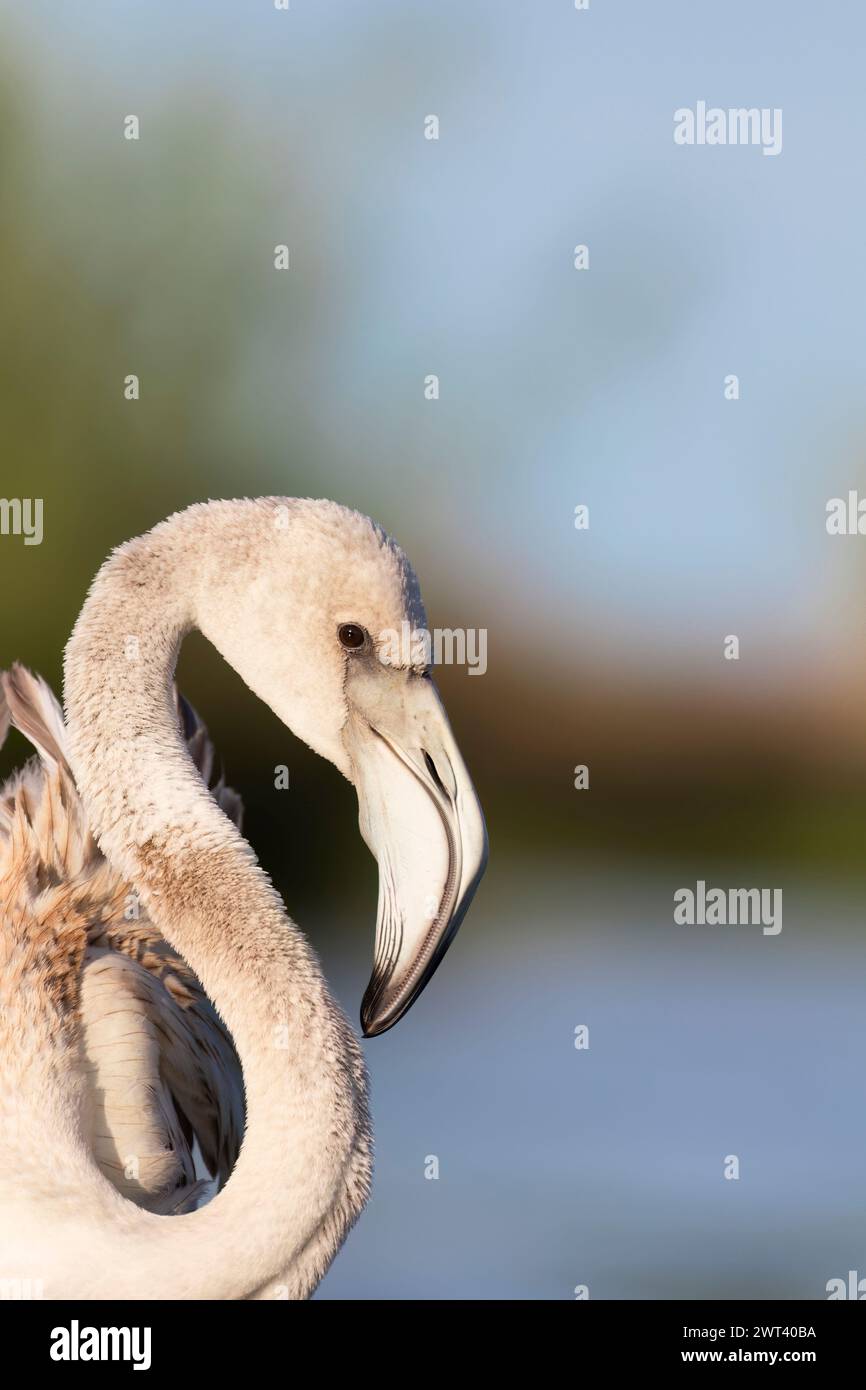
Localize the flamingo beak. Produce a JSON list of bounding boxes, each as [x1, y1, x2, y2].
[[342, 663, 487, 1037]]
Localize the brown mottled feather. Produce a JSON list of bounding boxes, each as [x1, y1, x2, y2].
[[0, 665, 245, 1212], [0, 682, 9, 751]]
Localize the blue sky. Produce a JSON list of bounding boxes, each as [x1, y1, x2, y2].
[[6, 0, 866, 674]]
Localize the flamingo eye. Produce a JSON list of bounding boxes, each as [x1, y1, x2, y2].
[[338, 623, 367, 651]]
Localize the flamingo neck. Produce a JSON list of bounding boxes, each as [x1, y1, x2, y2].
[[61, 510, 369, 1299]]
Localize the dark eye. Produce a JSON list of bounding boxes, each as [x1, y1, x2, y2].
[[338, 623, 367, 650]]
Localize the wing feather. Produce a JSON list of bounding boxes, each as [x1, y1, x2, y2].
[[0, 666, 245, 1209]]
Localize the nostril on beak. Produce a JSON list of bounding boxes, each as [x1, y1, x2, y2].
[[422, 749, 448, 798]]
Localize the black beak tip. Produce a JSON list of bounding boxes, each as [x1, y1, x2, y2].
[[360, 1007, 392, 1038], [361, 970, 404, 1037]]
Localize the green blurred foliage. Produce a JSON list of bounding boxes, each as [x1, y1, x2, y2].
[[3, 53, 866, 912]]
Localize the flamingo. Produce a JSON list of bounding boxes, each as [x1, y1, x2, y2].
[[0, 497, 487, 1299]]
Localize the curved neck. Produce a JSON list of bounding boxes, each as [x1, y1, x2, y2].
[[62, 512, 365, 1299]]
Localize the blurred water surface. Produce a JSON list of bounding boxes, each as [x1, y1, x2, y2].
[[320, 864, 866, 1299]]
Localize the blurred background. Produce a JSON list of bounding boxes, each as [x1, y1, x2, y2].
[[1, 0, 865, 1298]]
